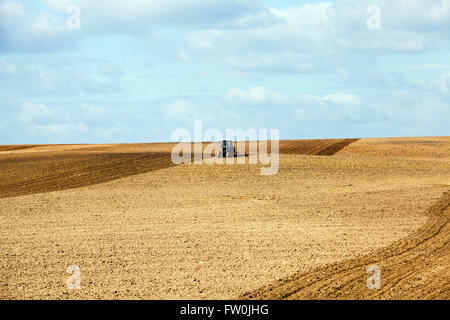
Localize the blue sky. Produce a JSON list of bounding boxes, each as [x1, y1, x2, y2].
[[1, 0, 449, 144]]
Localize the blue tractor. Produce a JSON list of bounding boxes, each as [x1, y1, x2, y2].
[[220, 140, 235, 158]]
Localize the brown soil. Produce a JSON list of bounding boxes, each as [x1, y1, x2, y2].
[[336, 137, 450, 160], [0, 140, 357, 199], [0, 137, 449, 300], [279, 139, 359, 155], [0, 151, 173, 199], [0, 145, 41, 152], [241, 137, 450, 300], [243, 191, 449, 300]]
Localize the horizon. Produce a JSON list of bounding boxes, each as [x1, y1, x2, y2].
[[2, 135, 450, 146]]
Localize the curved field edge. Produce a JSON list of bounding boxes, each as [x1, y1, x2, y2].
[[242, 190, 450, 300], [0, 139, 359, 199]]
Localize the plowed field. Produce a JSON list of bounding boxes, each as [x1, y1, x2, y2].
[[0, 139, 359, 199], [0, 137, 449, 299]]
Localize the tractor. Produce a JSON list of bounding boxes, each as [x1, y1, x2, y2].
[[219, 140, 235, 158]]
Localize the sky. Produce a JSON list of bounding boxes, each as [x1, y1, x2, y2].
[[0, 0, 449, 144]]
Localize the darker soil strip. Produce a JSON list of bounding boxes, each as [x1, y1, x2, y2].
[[0, 152, 174, 199], [278, 139, 360, 155], [0, 139, 359, 199], [242, 190, 449, 300], [0, 145, 42, 152]]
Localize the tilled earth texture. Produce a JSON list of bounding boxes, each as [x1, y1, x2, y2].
[[0, 137, 449, 299]]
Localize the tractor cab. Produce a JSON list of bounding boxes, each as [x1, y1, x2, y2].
[[220, 140, 235, 158]]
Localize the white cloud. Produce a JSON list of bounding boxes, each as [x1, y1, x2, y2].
[[18, 102, 54, 124], [44, 0, 279, 32], [184, 3, 336, 72], [225, 86, 360, 107], [322, 93, 361, 106], [31, 13, 53, 34], [165, 100, 200, 123], [0, 60, 19, 75], [29, 122, 87, 139], [0, 1, 75, 53], [426, 0, 450, 24], [5, 0, 449, 64], [226, 86, 288, 105], [0, 1, 24, 18], [99, 64, 123, 77], [0, 60, 123, 97], [184, 0, 450, 73], [436, 71, 450, 96], [224, 86, 366, 122], [1, 0, 279, 53], [79, 104, 106, 116], [405, 63, 450, 71]]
